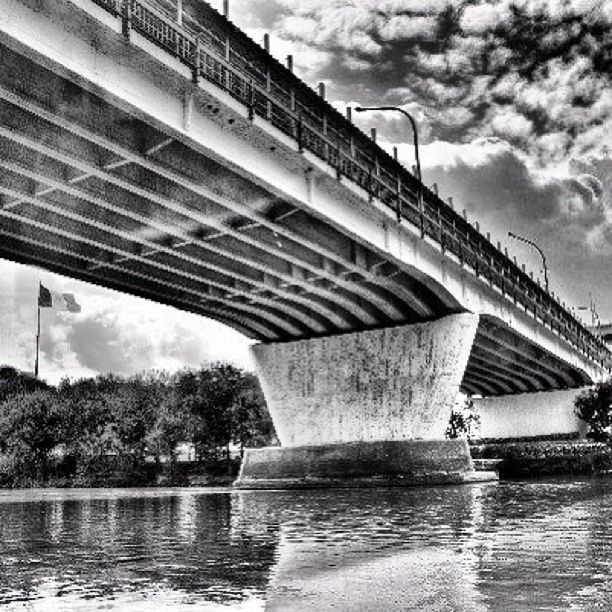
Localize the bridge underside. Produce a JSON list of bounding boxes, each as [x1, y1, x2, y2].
[[0, 38, 457, 342], [466, 316, 591, 396], [0, 24, 594, 397]]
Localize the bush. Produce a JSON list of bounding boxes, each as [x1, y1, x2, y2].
[[0, 365, 276, 488], [575, 381, 612, 442]]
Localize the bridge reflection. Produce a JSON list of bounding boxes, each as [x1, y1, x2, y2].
[[2, 482, 612, 609]]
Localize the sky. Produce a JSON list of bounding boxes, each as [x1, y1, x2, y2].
[[1, 0, 611, 383]]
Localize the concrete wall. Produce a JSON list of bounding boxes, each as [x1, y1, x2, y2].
[[252, 314, 478, 447], [474, 388, 590, 439]]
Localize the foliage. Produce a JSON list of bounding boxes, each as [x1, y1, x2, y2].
[[575, 381, 612, 442], [446, 399, 480, 440], [0, 389, 63, 481], [0, 364, 275, 487], [471, 440, 612, 478], [0, 365, 50, 404], [173, 364, 273, 461]]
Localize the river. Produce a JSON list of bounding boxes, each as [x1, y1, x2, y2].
[[1, 478, 612, 611]]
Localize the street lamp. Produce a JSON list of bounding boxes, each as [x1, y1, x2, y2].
[[354, 106, 423, 226], [508, 231, 549, 292], [577, 293, 601, 332]]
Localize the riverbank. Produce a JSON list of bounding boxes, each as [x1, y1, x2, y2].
[[0, 456, 241, 488], [470, 438, 612, 478]]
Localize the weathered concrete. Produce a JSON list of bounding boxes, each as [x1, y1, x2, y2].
[[236, 314, 495, 488], [252, 314, 479, 447], [473, 387, 590, 440], [235, 439, 497, 489]]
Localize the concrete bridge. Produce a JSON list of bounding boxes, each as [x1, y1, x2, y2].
[[1, 0, 610, 486]]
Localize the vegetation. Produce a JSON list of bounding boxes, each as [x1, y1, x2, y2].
[[471, 440, 612, 478], [0, 364, 275, 488], [575, 381, 612, 442], [446, 399, 480, 440]]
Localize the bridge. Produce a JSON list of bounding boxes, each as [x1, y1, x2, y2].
[[1, 0, 610, 486]]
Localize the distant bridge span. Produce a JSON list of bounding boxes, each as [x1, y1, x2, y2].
[[1, 0, 610, 485]]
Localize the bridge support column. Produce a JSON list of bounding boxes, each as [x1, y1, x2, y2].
[[473, 388, 590, 440], [236, 313, 496, 488]]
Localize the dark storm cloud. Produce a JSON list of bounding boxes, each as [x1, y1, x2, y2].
[[244, 0, 611, 161]]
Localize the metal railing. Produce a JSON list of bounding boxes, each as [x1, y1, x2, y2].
[[88, 0, 611, 367]]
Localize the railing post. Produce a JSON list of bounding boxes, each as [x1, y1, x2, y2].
[[247, 80, 254, 121], [121, 0, 131, 39], [396, 173, 402, 223], [224, 38, 231, 91], [419, 200, 425, 238], [265, 67, 272, 120], [297, 115, 303, 153], [192, 38, 201, 85], [323, 113, 329, 163], [455, 219, 463, 266], [437, 205, 444, 251]]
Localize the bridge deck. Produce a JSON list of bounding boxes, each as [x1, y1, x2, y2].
[[0, 0, 609, 395]]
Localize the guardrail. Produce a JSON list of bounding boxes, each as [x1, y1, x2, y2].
[[89, 0, 611, 368]]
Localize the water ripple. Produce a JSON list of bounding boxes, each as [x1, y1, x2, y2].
[[1, 478, 612, 610]]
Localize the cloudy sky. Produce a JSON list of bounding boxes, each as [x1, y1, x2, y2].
[[1, 0, 611, 383]]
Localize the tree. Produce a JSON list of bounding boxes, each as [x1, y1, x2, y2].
[[145, 389, 195, 463], [575, 381, 612, 441], [0, 366, 49, 404], [231, 373, 274, 457], [174, 364, 274, 470], [0, 390, 62, 481]]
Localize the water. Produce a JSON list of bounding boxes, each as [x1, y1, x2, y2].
[[1, 479, 612, 611]]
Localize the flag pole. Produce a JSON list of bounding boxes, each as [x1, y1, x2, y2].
[[35, 282, 41, 378]]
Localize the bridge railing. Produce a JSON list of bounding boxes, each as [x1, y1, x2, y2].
[[89, 0, 611, 367]]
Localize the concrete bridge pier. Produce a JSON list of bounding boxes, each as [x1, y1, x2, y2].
[[235, 313, 496, 488], [473, 388, 590, 440]]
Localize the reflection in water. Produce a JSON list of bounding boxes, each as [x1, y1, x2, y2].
[[0, 480, 612, 610]]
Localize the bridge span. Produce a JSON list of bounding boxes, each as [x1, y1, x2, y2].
[[1, 0, 610, 486]]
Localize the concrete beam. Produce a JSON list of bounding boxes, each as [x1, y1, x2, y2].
[[0, 187, 314, 338], [0, 225, 280, 340], [0, 157, 349, 334], [0, 86, 411, 326]]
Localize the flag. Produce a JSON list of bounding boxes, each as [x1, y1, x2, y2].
[[38, 283, 81, 313]]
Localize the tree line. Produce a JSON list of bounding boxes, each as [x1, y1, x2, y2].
[[0, 364, 275, 487]]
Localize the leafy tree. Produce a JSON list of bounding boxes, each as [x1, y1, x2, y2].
[[575, 381, 612, 441], [0, 366, 50, 404], [145, 389, 195, 463], [174, 364, 274, 468], [231, 373, 275, 457], [0, 390, 62, 481], [0, 362, 275, 487]]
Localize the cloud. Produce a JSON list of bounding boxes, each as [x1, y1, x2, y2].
[[0, 261, 253, 384], [490, 110, 534, 141], [228, 0, 612, 164], [460, 3, 511, 33]]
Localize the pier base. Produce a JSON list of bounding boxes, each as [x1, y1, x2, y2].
[[236, 314, 489, 489], [235, 439, 497, 489]]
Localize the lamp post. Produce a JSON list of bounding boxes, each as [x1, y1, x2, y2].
[[354, 106, 422, 229], [577, 293, 601, 332], [508, 231, 549, 292]]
